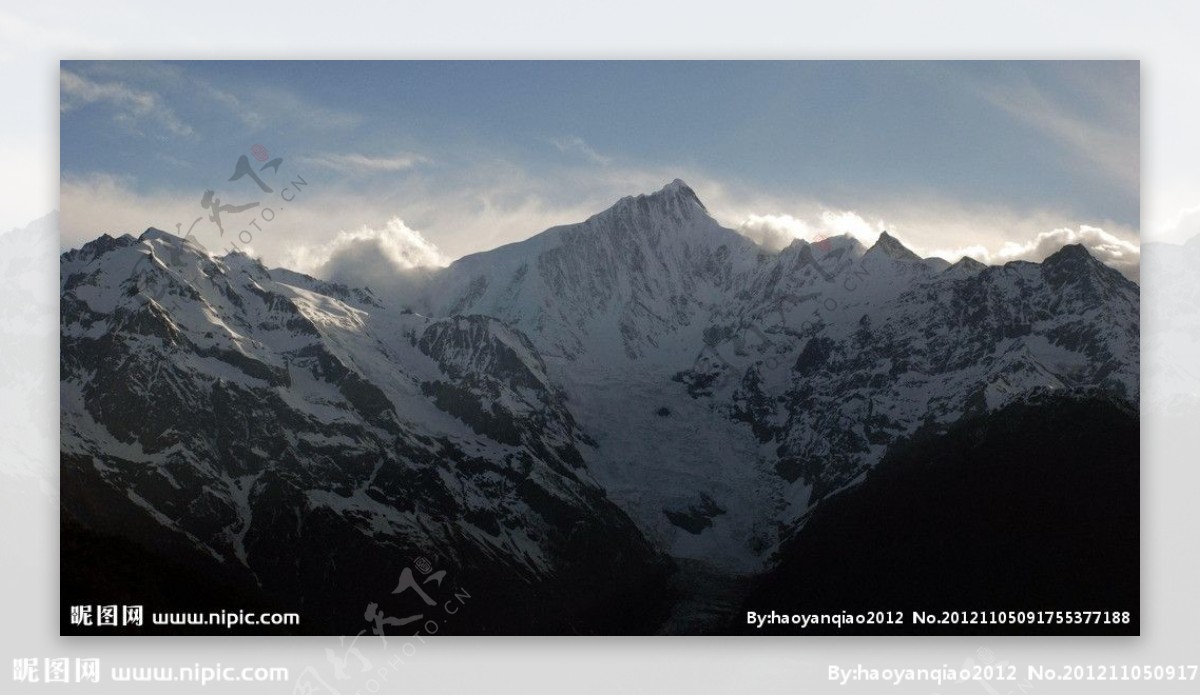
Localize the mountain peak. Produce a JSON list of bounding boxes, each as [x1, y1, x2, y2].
[[139, 227, 173, 242], [651, 178, 706, 211], [1043, 243, 1095, 265], [867, 231, 920, 261], [1040, 243, 1136, 290], [593, 179, 711, 230], [140, 227, 207, 253], [634, 178, 705, 209], [661, 177, 695, 195], [942, 255, 986, 278], [783, 232, 864, 257]]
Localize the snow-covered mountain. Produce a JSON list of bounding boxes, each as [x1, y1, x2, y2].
[[60, 229, 669, 634], [60, 179, 1139, 633], [420, 179, 760, 362], [408, 180, 1139, 571]]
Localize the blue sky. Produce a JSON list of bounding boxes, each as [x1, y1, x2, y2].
[[59, 60, 1141, 278]]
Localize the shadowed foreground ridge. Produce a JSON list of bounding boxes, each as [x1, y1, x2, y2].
[[736, 393, 1138, 635]]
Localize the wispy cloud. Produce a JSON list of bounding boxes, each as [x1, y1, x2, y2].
[[974, 65, 1138, 192], [194, 79, 262, 129], [75, 61, 264, 130], [298, 152, 430, 173], [246, 84, 363, 132], [550, 135, 611, 165], [60, 69, 194, 137], [64, 61, 362, 139]]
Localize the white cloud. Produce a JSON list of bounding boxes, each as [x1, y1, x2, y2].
[[61, 162, 1141, 288], [817, 210, 887, 244], [59, 173, 205, 248], [733, 201, 1139, 281], [279, 218, 448, 300], [58, 172, 454, 273], [737, 214, 811, 251], [736, 211, 886, 252], [550, 136, 611, 165], [60, 69, 193, 137], [928, 225, 1140, 281], [1004, 225, 1139, 277], [284, 217, 448, 276]]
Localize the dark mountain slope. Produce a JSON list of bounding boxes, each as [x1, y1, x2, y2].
[[735, 393, 1139, 635]]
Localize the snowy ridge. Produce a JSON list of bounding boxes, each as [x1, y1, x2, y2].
[[61, 228, 658, 609], [61, 180, 1139, 586], [404, 181, 1139, 570]]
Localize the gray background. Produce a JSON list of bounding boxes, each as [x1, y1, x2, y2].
[[1, 1, 1197, 693]]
